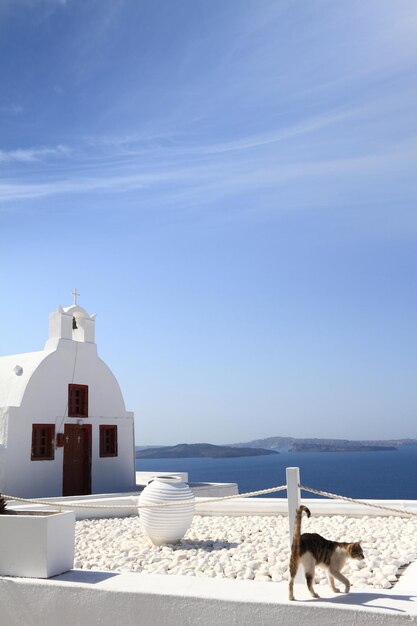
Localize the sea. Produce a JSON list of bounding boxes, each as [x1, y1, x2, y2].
[[136, 445, 417, 500]]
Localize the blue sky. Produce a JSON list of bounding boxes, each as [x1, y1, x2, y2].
[[1, 0, 417, 444]]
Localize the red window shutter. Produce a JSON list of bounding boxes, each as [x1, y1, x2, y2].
[[99, 425, 118, 457], [82, 386, 88, 416], [31, 424, 55, 460], [68, 384, 89, 417]]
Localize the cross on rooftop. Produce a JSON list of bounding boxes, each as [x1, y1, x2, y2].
[[72, 288, 80, 306]]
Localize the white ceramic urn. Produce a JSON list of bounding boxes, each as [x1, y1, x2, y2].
[[138, 475, 195, 545]]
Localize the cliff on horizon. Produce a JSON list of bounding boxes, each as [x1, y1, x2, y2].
[[231, 436, 417, 452], [135, 443, 279, 459], [289, 443, 396, 452]]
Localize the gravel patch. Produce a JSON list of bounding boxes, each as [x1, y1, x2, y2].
[[74, 514, 417, 589]]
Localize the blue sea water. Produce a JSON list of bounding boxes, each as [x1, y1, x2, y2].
[[136, 445, 417, 500]]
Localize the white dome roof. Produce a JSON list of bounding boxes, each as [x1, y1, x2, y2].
[[0, 349, 54, 408]]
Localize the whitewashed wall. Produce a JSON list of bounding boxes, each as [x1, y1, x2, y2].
[[1, 570, 415, 626], [2, 338, 135, 498]]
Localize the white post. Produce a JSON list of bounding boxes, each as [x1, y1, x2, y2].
[[286, 467, 300, 542], [286, 466, 304, 582]]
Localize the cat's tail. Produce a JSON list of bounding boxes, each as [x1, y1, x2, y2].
[[289, 505, 311, 577]]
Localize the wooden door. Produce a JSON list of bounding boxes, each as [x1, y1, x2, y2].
[[63, 424, 92, 496]]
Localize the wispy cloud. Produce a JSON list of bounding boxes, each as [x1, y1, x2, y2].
[[0, 104, 23, 115], [180, 108, 360, 156], [77, 106, 357, 163], [0, 144, 70, 163], [1, 135, 416, 207], [1, 0, 416, 220]]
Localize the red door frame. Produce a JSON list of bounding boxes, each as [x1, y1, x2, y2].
[[63, 424, 92, 496]]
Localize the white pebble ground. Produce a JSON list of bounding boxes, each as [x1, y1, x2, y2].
[[74, 514, 417, 589]]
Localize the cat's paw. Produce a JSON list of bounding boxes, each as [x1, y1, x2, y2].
[[344, 584, 351, 593], [312, 593, 320, 599], [332, 588, 341, 593]]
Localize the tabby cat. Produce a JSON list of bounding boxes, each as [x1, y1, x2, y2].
[[288, 505, 364, 601]]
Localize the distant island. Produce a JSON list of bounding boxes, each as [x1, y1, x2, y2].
[[135, 443, 279, 459], [136, 437, 417, 457], [231, 436, 417, 452], [289, 443, 397, 453]]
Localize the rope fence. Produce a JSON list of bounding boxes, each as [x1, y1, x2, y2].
[[1, 484, 288, 510], [1, 471, 416, 517], [299, 485, 417, 518]]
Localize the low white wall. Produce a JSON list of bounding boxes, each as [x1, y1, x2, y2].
[[136, 471, 189, 485], [135, 472, 239, 497], [191, 482, 238, 497], [1, 570, 416, 626], [10, 495, 139, 520]]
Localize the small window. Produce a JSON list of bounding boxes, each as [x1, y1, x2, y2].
[[68, 384, 88, 417], [31, 424, 55, 460], [100, 425, 118, 457]]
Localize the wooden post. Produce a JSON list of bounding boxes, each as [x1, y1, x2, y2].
[[286, 466, 303, 582]]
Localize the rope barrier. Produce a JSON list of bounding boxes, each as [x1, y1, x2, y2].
[[1, 484, 288, 511], [300, 485, 417, 517], [2, 483, 416, 517]]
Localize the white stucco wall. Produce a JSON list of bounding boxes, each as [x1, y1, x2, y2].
[[1, 570, 416, 626], [0, 307, 135, 498]]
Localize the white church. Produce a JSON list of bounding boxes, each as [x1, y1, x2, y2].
[[0, 292, 136, 498]]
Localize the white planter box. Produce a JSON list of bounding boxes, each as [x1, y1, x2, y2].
[[0, 510, 75, 578]]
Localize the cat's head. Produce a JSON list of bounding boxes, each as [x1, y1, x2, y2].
[[348, 542, 365, 560]]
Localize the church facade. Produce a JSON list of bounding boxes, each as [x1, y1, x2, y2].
[[0, 295, 136, 498]]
